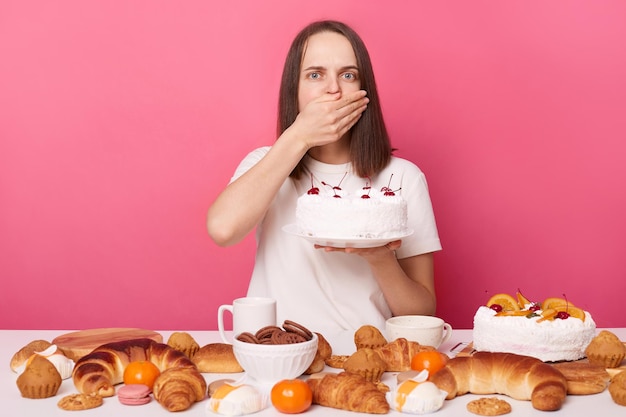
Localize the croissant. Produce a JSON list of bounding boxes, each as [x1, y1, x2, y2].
[[72, 338, 205, 411], [430, 352, 567, 411], [153, 367, 207, 412], [307, 372, 389, 414], [373, 338, 436, 372]]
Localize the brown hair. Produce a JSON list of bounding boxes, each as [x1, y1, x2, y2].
[[278, 20, 392, 179]]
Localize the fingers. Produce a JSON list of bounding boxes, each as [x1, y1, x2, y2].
[[292, 90, 370, 148], [313, 239, 402, 254]]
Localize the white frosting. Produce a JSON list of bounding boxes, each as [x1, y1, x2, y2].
[[472, 306, 596, 362], [207, 384, 268, 416], [296, 188, 408, 238], [386, 370, 447, 414]]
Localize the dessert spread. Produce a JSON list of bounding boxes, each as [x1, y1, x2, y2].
[[295, 174, 408, 239], [473, 291, 596, 362]]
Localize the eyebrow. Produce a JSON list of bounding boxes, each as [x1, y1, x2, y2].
[[302, 65, 360, 72]]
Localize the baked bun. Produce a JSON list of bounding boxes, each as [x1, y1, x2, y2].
[[305, 332, 333, 375], [551, 361, 610, 395], [192, 343, 243, 373], [585, 330, 626, 368], [167, 332, 200, 359], [354, 325, 387, 350], [343, 348, 386, 383], [10, 340, 53, 372], [609, 370, 626, 406], [16, 354, 62, 399]]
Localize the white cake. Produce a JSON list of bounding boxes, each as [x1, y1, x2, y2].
[[473, 305, 597, 362], [295, 186, 408, 239]]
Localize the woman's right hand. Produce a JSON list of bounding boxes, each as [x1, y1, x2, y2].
[[287, 90, 369, 149]]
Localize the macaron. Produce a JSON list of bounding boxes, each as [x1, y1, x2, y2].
[[117, 384, 151, 405]]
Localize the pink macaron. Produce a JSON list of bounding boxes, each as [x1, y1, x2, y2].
[[117, 384, 152, 405]]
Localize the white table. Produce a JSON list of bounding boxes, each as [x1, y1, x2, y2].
[[2, 329, 625, 416]]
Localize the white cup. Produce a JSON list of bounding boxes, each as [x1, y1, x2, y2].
[[385, 315, 453, 348], [218, 297, 277, 343]]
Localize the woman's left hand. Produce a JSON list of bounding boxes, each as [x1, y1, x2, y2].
[[314, 240, 401, 262]]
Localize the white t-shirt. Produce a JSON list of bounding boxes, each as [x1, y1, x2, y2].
[[230, 146, 442, 334]]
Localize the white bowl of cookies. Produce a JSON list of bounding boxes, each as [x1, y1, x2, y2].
[[232, 321, 318, 385]]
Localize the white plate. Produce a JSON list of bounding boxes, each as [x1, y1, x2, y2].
[[282, 224, 413, 249]]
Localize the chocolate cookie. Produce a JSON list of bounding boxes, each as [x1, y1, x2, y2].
[[283, 320, 313, 341]]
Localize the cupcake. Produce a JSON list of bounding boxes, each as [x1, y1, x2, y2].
[[16, 354, 62, 399], [354, 325, 388, 350], [585, 330, 626, 368], [609, 370, 626, 406], [343, 348, 386, 383]]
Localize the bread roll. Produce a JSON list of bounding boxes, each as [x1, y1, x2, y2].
[[430, 352, 567, 411], [10, 340, 53, 372], [192, 343, 243, 373], [305, 332, 332, 375]]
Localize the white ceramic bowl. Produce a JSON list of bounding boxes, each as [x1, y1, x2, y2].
[[232, 333, 318, 385]]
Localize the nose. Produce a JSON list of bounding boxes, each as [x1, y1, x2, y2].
[[326, 76, 340, 94]]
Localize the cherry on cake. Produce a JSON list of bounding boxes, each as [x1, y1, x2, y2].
[[472, 291, 596, 362], [295, 176, 408, 239]]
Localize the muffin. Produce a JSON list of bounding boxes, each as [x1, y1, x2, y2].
[[609, 370, 626, 406], [167, 332, 200, 359], [16, 354, 62, 399], [343, 348, 386, 383], [354, 325, 388, 350], [585, 330, 626, 368]]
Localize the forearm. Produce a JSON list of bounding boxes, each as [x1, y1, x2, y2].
[[368, 252, 437, 316], [207, 134, 308, 246]]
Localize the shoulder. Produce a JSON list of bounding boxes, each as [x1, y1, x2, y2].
[[384, 156, 428, 183], [388, 156, 424, 173]]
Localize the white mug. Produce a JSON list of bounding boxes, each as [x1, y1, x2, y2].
[[217, 297, 277, 343], [385, 315, 453, 348]]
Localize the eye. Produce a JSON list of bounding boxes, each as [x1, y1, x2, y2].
[[341, 72, 358, 81], [307, 72, 321, 80]]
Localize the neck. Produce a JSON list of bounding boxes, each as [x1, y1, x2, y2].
[[308, 136, 350, 164]]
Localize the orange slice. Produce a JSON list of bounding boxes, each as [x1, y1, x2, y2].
[[550, 304, 586, 321], [486, 293, 520, 311], [537, 308, 557, 323], [542, 297, 576, 310], [495, 310, 530, 317], [564, 306, 586, 321], [516, 291, 532, 309]]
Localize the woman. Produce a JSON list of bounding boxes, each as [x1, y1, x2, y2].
[[207, 20, 441, 333]]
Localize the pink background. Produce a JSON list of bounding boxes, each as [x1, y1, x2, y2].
[[2, 1, 625, 331]]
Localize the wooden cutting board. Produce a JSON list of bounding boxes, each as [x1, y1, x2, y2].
[[52, 328, 162, 361]]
